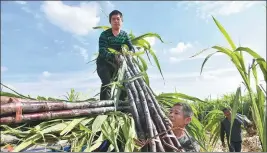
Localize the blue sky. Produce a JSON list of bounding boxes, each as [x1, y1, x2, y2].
[[1, 1, 266, 100]]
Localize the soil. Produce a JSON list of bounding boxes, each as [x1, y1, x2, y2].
[[213, 132, 262, 152]]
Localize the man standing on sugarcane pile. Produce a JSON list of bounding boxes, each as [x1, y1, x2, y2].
[[168, 102, 201, 152], [220, 108, 253, 152], [96, 10, 135, 101]]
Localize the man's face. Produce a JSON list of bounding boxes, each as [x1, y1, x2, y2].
[[110, 14, 122, 30], [168, 105, 191, 128], [223, 110, 231, 118]]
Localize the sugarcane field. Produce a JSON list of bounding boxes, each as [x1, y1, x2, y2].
[[1, 1, 266, 152]]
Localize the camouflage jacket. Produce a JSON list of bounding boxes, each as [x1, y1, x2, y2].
[[178, 135, 200, 152]]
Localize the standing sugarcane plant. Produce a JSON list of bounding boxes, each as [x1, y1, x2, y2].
[[191, 16, 267, 152]]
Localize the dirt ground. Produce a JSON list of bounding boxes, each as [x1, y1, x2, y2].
[[213, 133, 262, 152]]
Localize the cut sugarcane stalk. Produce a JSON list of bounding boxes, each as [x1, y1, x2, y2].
[[0, 106, 130, 125]]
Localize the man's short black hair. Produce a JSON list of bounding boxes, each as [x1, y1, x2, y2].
[[109, 10, 123, 23], [173, 102, 193, 118], [222, 107, 231, 113]]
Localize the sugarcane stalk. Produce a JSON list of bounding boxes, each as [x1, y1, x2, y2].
[[0, 106, 130, 125], [125, 56, 182, 151], [123, 67, 155, 151], [146, 85, 182, 148], [0, 96, 38, 105], [125, 83, 145, 140], [129, 72, 165, 133], [129, 69, 177, 152], [1, 100, 129, 116], [124, 66, 147, 131], [152, 121, 165, 152], [124, 70, 174, 152]]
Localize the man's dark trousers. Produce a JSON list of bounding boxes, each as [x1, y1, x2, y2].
[[96, 57, 127, 100], [228, 141, 242, 152]]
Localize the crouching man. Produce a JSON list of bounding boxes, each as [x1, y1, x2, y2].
[[168, 102, 201, 152]]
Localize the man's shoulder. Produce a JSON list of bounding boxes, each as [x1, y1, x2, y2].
[[120, 30, 129, 36], [100, 28, 112, 36], [178, 135, 200, 152]]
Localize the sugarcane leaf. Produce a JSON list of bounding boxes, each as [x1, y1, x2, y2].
[[212, 16, 236, 50], [235, 47, 264, 59], [13, 134, 42, 152], [86, 140, 103, 152], [132, 57, 150, 85], [92, 115, 108, 133], [0, 91, 23, 98], [149, 49, 165, 82], [108, 48, 120, 54], [229, 86, 241, 142], [42, 122, 71, 134], [0, 125, 30, 137], [130, 50, 146, 56], [106, 144, 114, 152], [80, 117, 94, 126], [44, 133, 60, 141], [137, 55, 148, 71], [199, 51, 219, 75], [0, 83, 36, 100], [157, 92, 205, 103], [93, 26, 110, 31], [101, 117, 120, 152], [131, 33, 165, 43], [74, 135, 87, 152], [79, 124, 92, 133], [60, 118, 86, 136], [190, 48, 210, 58], [84, 133, 105, 152], [212, 45, 250, 88]]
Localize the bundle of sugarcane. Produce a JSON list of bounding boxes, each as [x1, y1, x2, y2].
[[0, 97, 130, 125], [122, 55, 184, 152]]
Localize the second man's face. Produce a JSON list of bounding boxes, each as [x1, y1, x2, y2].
[[111, 14, 122, 30], [168, 106, 191, 128]]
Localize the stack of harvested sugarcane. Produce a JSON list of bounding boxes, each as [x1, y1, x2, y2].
[[122, 55, 184, 152], [0, 54, 184, 152], [0, 97, 130, 125]]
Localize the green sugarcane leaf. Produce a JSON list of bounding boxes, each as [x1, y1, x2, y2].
[[92, 115, 108, 133], [60, 118, 86, 136], [212, 16, 236, 50]]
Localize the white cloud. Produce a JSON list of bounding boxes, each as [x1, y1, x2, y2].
[[101, 1, 115, 13], [1, 66, 8, 72], [42, 71, 51, 78], [15, 1, 26, 5], [41, 1, 101, 36], [169, 57, 181, 63], [169, 42, 193, 55], [73, 45, 89, 62], [21, 6, 31, 13], [179, 1, 264, 20], [105, 1, 115, 10]]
